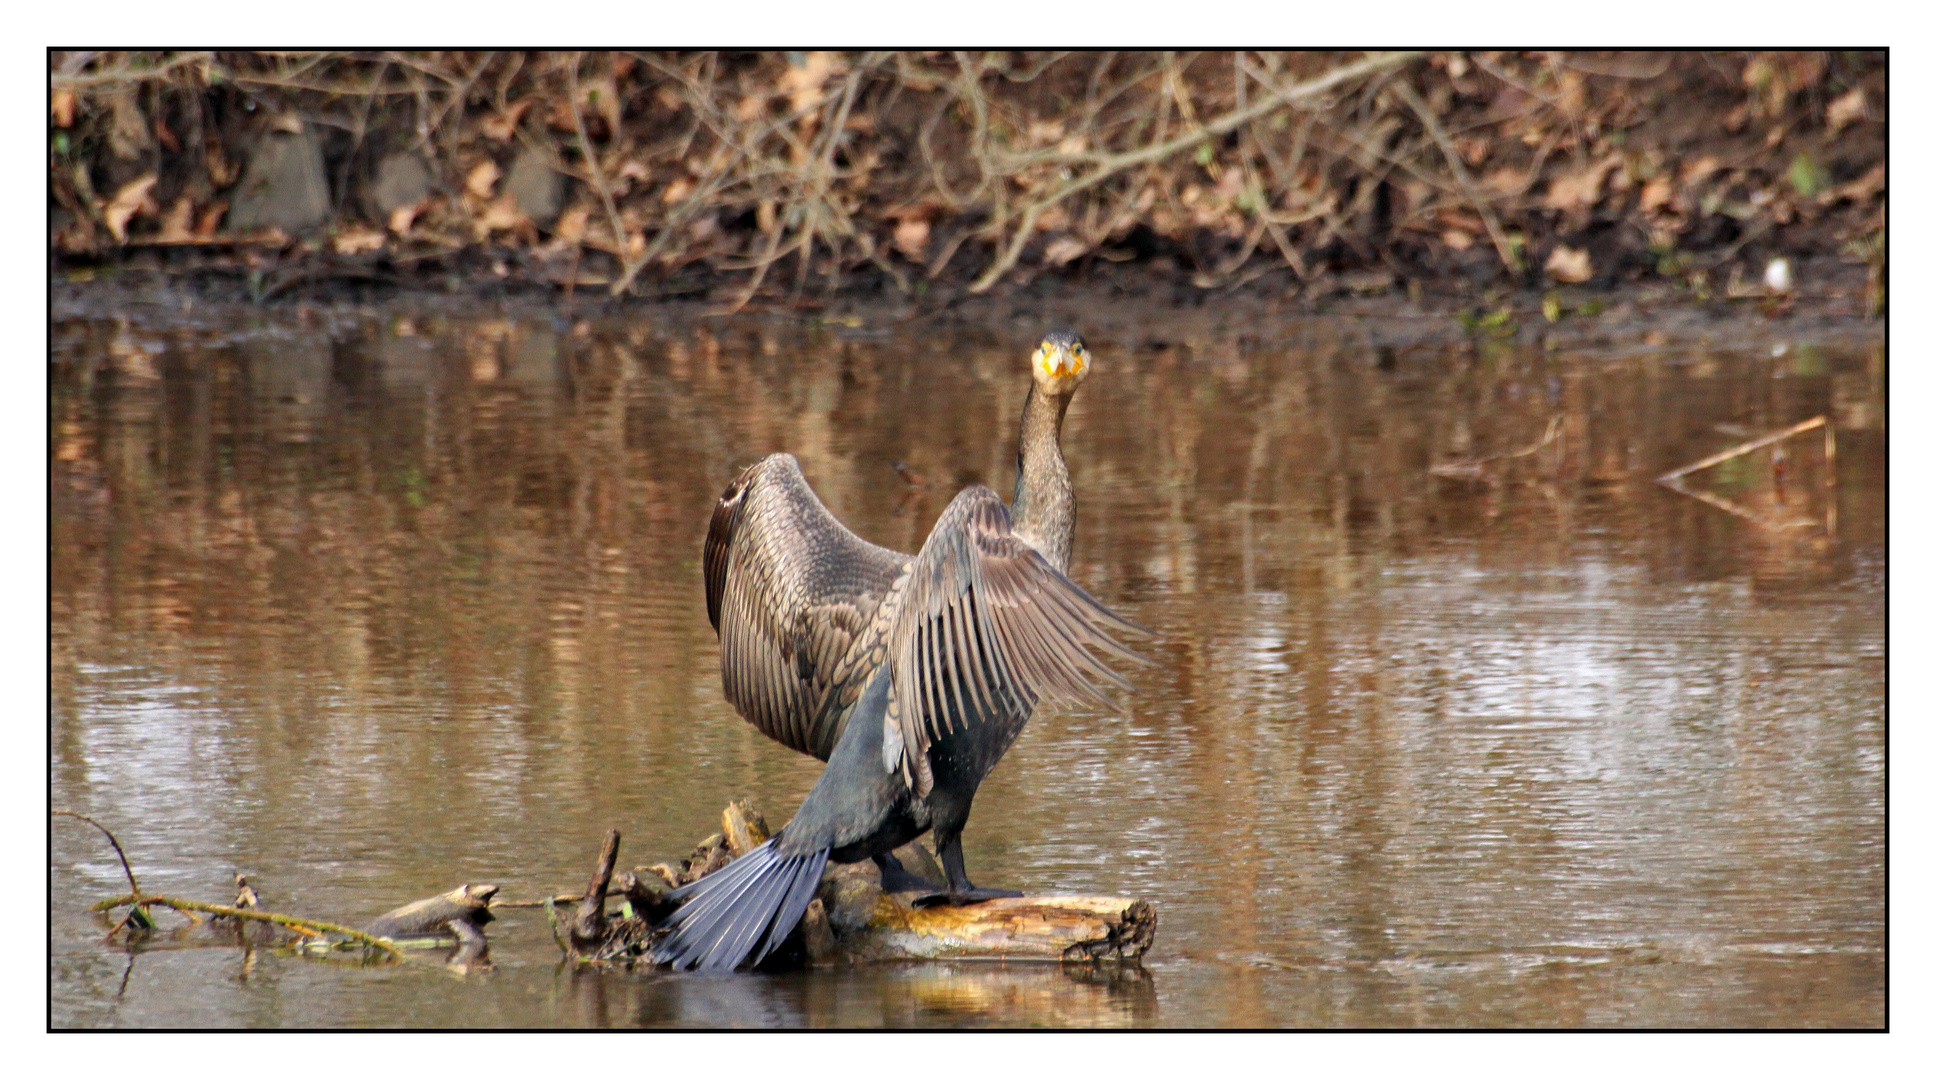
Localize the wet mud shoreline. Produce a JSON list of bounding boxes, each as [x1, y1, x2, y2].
[[53, 257, 1881, 359]]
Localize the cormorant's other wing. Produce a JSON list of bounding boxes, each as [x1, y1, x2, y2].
[[706, 453, 909, 760]]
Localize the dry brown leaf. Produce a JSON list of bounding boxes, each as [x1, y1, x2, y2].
[[1640, 175, 1675, 212], [780, 52, 844, 114], [1556, 71, 1588, 117], [1441, 228, 1474, 251], [102, 173, 158, 244], [1042, 235, 1088, 265], [205, 142, 236, 187], [1681, 156, 1722, 186], [554, 205, 591, 243], [1544, 156, 1620, 213], [471, 194, 525, 238], [1544, 244, 1593, 283], [194, 201, 227, 238], [51, 89, 76, 128], [1826, 88, 1868, 133], [154, 115, 181, 154], [481, 100, 532, 142], [1825, 163, 1885, 204], [662, 177, 695, 205], [387, 203, 420, 235], [332, 225, 387, 255], [1482, 166, 1529, 197], [1215, 168, 1246, 202], [155, 196, 195, 243], [466, 161, 502, 200], [892, 217, 930, 259]]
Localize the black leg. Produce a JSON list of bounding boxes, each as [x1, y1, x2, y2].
[[910, 831, 1024, 907], [873, 851, 938, 894]]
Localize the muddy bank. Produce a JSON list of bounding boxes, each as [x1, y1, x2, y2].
[[53, 259, 1882, 361]]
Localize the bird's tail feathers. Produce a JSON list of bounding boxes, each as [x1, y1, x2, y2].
[[650, 839, 829, 972]]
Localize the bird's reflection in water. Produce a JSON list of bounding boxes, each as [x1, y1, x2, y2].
[[568, 962, 1155, 1029]]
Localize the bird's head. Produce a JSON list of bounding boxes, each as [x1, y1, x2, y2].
[[1031, 329, 1090, 396]]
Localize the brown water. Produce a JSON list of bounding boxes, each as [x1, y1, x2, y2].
[[49, 300, 1885, 1028]]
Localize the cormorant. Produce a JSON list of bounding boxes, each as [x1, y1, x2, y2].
[[651, 329, 1144, 972]]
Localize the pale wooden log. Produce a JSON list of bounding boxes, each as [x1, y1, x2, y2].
[[832, 893, 1156, 963]]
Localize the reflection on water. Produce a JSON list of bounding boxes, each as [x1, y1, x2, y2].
[[50, 301, 1884, 1028]]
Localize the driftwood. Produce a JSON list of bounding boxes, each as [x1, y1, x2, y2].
[[367, 883, 498, 945], [562, 801, 1156, 969]]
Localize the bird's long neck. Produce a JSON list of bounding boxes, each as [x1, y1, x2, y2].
[[1010, 384, 1075, 571]]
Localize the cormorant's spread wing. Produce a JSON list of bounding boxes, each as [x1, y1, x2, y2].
[[707, 453, 909, 760], [882, 485, 1148, 797]]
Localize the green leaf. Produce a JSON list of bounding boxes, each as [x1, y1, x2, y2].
[[1194, 142, 1214, 167], [1787, 153, 1829, 198]]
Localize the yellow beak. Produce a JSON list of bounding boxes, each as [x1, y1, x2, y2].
[[1040, 344, 1082, 379]]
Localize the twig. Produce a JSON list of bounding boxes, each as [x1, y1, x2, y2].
[[52, 809, 139, 896], [51, 52, 212, 90], [566, 53, 644, 297], [91, 894, 406, 957], [1392, 77, 1521, 277], [1656, 416, 1827, 482]]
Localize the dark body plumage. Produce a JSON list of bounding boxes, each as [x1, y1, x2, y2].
[[653, 330, 1144, 972]]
